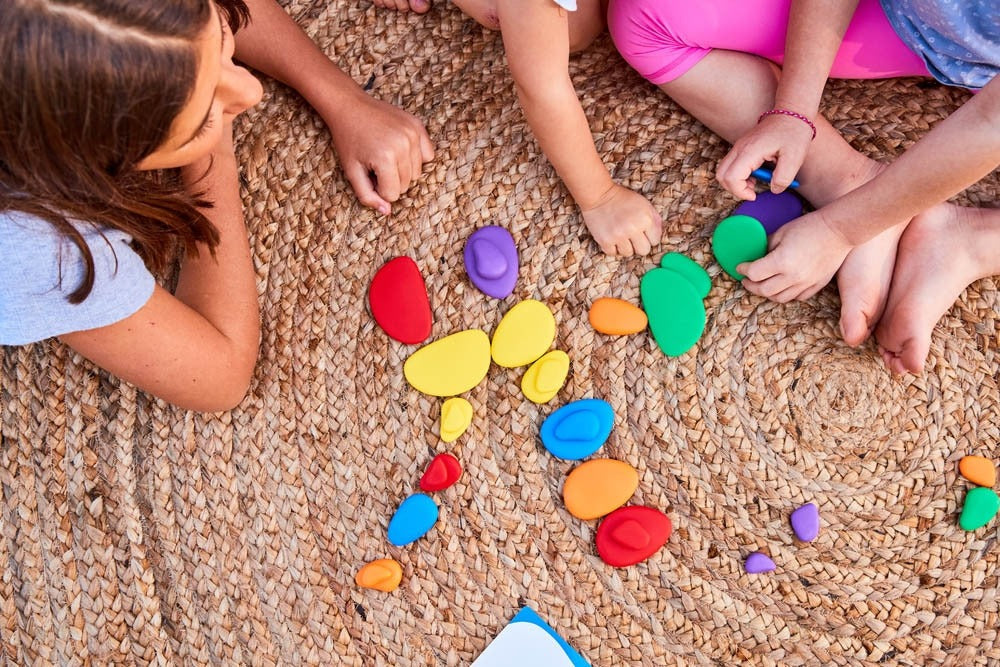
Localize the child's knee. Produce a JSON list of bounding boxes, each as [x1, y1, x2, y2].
[[607, 0, 710, 85]]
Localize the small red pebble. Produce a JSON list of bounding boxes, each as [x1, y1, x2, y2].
[[368, 257, 432, 344], [595, 505, 672, 568], [419, 453, 462, 492]]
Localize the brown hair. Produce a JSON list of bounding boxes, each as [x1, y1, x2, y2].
[[0, 0, 250, 303]]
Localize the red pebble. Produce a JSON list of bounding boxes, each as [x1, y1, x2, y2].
[[419, 453, 462, 492], [368, 257, 432, 344], [595, 505, 672, 568]]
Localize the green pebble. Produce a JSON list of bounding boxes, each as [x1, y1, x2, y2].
[[660, 252, 711, 298], [960, 487, 999, 531], [640, 267, 706, 357], [711, 215, 767, 280]]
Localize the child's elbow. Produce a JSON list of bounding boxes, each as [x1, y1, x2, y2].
[[200, 377, 253, 412], [181, 348, 258, 412]]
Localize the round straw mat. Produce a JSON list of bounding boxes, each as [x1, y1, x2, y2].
[[2, 2, 999, 665]]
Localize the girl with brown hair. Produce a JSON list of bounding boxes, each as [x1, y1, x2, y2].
[[0, 0, 433, 410]]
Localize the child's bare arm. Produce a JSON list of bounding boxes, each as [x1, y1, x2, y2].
[[497, 0, 661, 255], [740, 76, 1000, 301], [235, 0, 434, 214], [716, 0, 860, 198], [59, 127, 260, 412]]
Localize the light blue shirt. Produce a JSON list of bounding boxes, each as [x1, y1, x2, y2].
[[880, 0, 999, 89], [0, 211, 155, 345]]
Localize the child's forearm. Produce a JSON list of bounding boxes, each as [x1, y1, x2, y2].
[[824, 77, 1000, 245], [774, 0, 860, 117], [234, 0, 368, 121], [516, 84, 614, 208], [497, 0, 612, 208], [175, 133, 260, 370]]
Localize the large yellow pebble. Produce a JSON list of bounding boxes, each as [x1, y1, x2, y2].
[[440, 397, 473, 442], [355, 559, 403, 592], [404, 329, 491, 397], [562, 459, 639, 520], [491, 299, 556, 368], [520, 350, 570, 404]]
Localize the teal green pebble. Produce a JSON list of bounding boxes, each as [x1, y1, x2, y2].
[[660, 252, 711, 298], [640, 267, 706, 357], [711, 215, 768, 280], [960, 487, 1000, 531]]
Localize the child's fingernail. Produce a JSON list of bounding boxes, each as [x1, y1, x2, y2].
[[379, 204, 390, 215]]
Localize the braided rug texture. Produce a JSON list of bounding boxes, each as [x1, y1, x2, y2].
[[2, 1, 999, 665]]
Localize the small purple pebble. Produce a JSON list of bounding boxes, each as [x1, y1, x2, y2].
[[744, 552, 776, 574], [463, 226, 518, 299], [733, 190, 805, 236], [790, 502, 820, 542]]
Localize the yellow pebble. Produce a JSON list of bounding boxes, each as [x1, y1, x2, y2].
[[562, 459, 639, 520], [403, 329, 491, 397], [491, 300, 556, 368], [520, 350, 570, 404], [355, 559, 403, 592], [440, 397, 473, 443]]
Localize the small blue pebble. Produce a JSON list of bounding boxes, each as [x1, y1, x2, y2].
[[387, 493, 439, 547], [540, 399, 614, 460]]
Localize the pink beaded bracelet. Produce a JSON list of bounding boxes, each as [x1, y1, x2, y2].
[[758, 108, 817, 140]]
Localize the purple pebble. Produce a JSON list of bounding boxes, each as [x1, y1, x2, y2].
[[744, 552, 776, 574], [733, 191, 805, 236], [463, 226, 518, 299], [790, 502, 820, 542]]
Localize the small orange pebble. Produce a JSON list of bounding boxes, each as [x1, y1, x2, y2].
[[960, 455, 996, 488], [562, 459, 639, 520], [588, 298, 648, 336], [355, 559, 403, 592]]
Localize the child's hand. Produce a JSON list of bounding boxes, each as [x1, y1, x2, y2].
[[322, 93, 435, 215], [580, 184, 663, 256], [716, 113, 814, 200], [737, 210, 853, 302]]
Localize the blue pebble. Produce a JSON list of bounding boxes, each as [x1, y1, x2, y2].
[[387, 493, 439, 547], [540, 399, 614, 460]]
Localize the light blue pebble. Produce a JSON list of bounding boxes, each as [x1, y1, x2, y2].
[[540, 398, 614, 460], [388, 493, 439, 547]]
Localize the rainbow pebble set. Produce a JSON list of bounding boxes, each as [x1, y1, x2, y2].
[[359, 193, 996, 593]]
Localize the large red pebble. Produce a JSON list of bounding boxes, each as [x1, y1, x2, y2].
[[419, 453, 462, 492], [368, 257, 432, 344], [595, 505, 672, 568]]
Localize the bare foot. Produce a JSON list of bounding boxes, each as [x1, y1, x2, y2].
[[799, 159, 898, 347], [836, 221, 907, 346], [875, 204, 1000, 374], [372, 0, 431, 13]]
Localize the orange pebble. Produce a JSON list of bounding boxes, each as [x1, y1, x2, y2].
[[589, 298, 648, 336], [960, 455, 996, 488], [355, 559, 403, 592], [562, 459, 639, 520]]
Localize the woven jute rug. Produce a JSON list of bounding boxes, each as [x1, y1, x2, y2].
[[2, 1, 999, 665]]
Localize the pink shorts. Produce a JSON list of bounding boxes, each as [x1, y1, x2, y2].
[[607, 0, 931, 85]]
